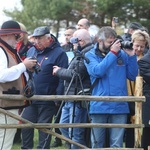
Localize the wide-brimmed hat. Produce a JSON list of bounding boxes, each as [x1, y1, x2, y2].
[[32, 26, 50, 37], [0, 20, 27, 35]]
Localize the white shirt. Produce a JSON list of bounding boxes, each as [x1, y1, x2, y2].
[[0, 47, 27, 83]]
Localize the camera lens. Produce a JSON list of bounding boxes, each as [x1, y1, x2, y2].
[[121, 41, 133, 49]]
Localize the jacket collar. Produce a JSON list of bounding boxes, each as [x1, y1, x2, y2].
[[95, 43, 106, 57]]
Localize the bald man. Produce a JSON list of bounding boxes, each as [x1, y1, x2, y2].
[[53, 29, 94, 149], [77, 18, 90, 30]]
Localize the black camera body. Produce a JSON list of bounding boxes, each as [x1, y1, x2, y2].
[[30, 57, 41, 73], [120, 40, 133, 49]]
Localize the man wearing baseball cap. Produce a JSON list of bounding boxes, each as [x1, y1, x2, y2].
[[0, 20, 37, 150], [21, 26, 68, 149]]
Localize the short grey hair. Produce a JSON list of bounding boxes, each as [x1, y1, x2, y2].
[[97, 26, 117, 41], [45, 33, 51, 38]]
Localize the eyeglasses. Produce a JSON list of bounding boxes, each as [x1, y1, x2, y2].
[[14, 34, 21, 40]]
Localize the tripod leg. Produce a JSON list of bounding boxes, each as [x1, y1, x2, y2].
[[77, 73, 98, 147], [42, 74, 77, 148], [70, 102, 76, 140]]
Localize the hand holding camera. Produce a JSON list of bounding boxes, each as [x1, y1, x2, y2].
[[23, 58, 37, 71], [23, 57, 41, 73], [110, 39, 121, 53]]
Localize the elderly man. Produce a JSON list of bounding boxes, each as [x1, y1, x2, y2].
[[53, 29, 94, 149], [21, 26, 68, 149], [0, 20, 36, 150]]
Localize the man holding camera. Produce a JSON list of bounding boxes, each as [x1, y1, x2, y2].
[[84, 26, 138, 148], [0, 20, 37, 150], [21, 26, 68, 149]]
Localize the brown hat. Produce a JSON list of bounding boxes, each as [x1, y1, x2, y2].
[[0, 20, 27, 35]]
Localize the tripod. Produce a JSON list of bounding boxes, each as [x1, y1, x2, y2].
[[43, 50, 97, 148]]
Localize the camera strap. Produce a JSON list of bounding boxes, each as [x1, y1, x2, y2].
[[23, 72, 35, 98], [89, 78, 100, 94]]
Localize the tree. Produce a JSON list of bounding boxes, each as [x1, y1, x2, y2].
[[3, 0, 150, 35]]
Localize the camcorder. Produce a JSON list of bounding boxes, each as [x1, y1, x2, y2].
[[30, 57, 41, 73]]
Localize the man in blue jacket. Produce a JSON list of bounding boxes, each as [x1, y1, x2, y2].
[[21, 26, 68, 149], [84, 26, 138, 148]]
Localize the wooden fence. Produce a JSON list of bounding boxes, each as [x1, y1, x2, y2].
[[0, 94, 145, 150]]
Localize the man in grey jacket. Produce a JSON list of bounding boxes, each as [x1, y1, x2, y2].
[[53, 29, 93, 149]]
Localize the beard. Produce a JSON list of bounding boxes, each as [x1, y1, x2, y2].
[[102, 42, 111, 54]]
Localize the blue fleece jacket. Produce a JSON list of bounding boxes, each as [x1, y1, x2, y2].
[[84, 43, 138, 114]]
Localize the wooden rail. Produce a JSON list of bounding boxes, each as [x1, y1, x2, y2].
[[0, 94, 145, 150]]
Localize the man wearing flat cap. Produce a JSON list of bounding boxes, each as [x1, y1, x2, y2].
[[21, 26, 68, 149], [0, 20, 37, 150]]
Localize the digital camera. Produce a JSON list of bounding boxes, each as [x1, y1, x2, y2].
[[30, 57, 41, 73]]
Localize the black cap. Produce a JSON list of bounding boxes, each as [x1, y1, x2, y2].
[[0, 20, 27, 35], [129, 22, 143, 30], [32, 26, 50, 37]]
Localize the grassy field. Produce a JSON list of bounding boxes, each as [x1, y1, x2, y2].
[[12, 129, 66, 150]]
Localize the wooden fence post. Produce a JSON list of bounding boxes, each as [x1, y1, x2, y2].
[[134, 76, 143, 148]]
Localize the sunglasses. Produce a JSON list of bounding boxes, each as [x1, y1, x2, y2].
[[14, 34, 21, 40]]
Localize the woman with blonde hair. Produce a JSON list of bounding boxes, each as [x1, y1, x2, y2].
[[132, 29, 149, 59], [126, 29, 150, 148]]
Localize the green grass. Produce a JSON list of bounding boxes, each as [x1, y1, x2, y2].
[[12, 129, 66, 150]]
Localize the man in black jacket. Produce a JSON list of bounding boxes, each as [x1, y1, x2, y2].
[[53, 29, 93, 149], [138, 32, 150, 150]]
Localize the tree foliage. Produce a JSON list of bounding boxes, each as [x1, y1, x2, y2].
[[3, 0, 150, 34]]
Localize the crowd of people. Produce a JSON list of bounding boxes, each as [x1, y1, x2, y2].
[[0, 17, 149, 150]]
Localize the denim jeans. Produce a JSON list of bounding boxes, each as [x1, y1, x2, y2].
[[90, 114, 127, 148], [59, 102, 88, 149]]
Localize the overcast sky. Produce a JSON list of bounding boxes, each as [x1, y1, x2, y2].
[[0, 0, 22, 26]]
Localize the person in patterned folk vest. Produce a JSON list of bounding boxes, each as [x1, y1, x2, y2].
[[0, 20, 37, 150]]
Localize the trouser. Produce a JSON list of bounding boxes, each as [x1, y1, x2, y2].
[[0, 109, 18, 150], [59, 102, 87, 149], [125, 115, 134, 148], [90, 114, 127, 148], [53, 104, 62, 142], [142, 127, 150, 150], [21, 104, 56, 149]]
